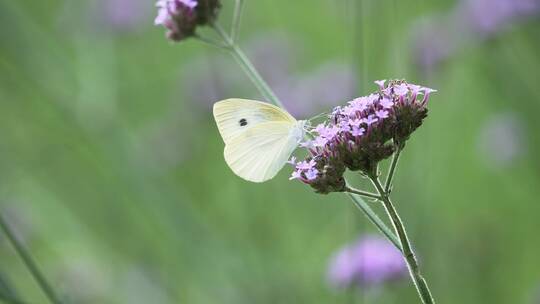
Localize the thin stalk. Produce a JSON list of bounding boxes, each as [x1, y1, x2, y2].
[[345, 190, 401, 251], [369, 175, 435, 304], [212, 23, 284, 109], [384, 148, 401, 193], [193, 35, 229, 50], [344, 186, 381, 200], [230, 0, 245, 42], [0, 213, 62, 304]]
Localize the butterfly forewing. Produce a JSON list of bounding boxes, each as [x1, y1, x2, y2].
[[213, 98, 303, 183], [213, 99, 296, 145]]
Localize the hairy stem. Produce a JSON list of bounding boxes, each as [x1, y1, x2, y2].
[[385, 148, 401, 193], [369, 175, 435, 304], [344, 186, 381, 200], [0, 213, 62, 304]]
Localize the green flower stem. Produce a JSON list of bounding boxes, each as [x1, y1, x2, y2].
[[344, 186, 381, 200], [193, 34, 228, 50], [212, 23, 285, 109], [230, 0, 245, 42], [0, 213, 62, 304], [369, 175, 435, 304], [345, 191, 402, 251], [384, 148, 401, 193]]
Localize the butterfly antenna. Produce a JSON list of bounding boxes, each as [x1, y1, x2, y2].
[[307, 111, 330, 124]]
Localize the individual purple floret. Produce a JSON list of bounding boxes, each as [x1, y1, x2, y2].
[[327, 235, 407, 288], [290, 80, 435, 194], [154, 0, 221, 42]]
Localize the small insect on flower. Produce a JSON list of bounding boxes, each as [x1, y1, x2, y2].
[[291, 80, 436, 194], [154, 0, 221, 42]]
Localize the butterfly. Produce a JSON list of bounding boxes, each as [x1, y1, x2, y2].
[[213, 98, 307, 183]]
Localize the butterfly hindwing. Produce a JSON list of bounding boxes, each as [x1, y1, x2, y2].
[[223, 121, 300, 183]]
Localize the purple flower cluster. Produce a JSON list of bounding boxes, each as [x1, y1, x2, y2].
[[290, 80, 435, 194], [327, 235, 407, 288], [154, 0, 221, 42]]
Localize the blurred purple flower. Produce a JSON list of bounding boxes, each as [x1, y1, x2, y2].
[[179, 33, 357, 117], [245, 34, 358, 117], [461, 0, 540, 36], [327, 235, 407, 288], [279, 62, 358, 118], [104, 0, 149, 31], [59, 0, 150, 35], [413, 0, 540, 71], [477, 112, 526, 168]]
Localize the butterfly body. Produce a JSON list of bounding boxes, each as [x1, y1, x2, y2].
[[213, 99, 305, 183]]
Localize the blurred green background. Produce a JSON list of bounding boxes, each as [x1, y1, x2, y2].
[[1, 0, 539, 303]]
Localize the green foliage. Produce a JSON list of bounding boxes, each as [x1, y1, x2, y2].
[[0, 0, 539, 303]]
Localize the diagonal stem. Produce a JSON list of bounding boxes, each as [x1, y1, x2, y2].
[[369, 174, 435, 304], [345, 189, 401, 251], [212, 23, 285, 109], [384, 148, 401, 193], [193, 34, 229, 50], [230, 0, 245, 42], [0, 213, 62, 304]]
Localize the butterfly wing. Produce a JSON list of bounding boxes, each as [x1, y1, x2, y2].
[[223, 121, 302, 183], [213, 98, 296, 145]]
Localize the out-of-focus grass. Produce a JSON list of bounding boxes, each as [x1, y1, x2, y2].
[[0, 0, 539, 303]]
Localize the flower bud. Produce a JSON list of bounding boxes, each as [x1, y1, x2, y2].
[[154, 0, 221, 42]]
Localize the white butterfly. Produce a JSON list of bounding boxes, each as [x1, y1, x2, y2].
[[213, 98, 306, 183]]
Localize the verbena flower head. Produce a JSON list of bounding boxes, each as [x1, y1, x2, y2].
[[290, 80, 435, 194], [327, 235, 407, 288], [154, 0, 221, 42]]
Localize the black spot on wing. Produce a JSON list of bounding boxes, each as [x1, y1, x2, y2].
[[239, 118, 248, 126]]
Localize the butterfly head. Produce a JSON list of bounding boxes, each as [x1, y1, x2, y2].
[[293, 120, 308, 143]]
